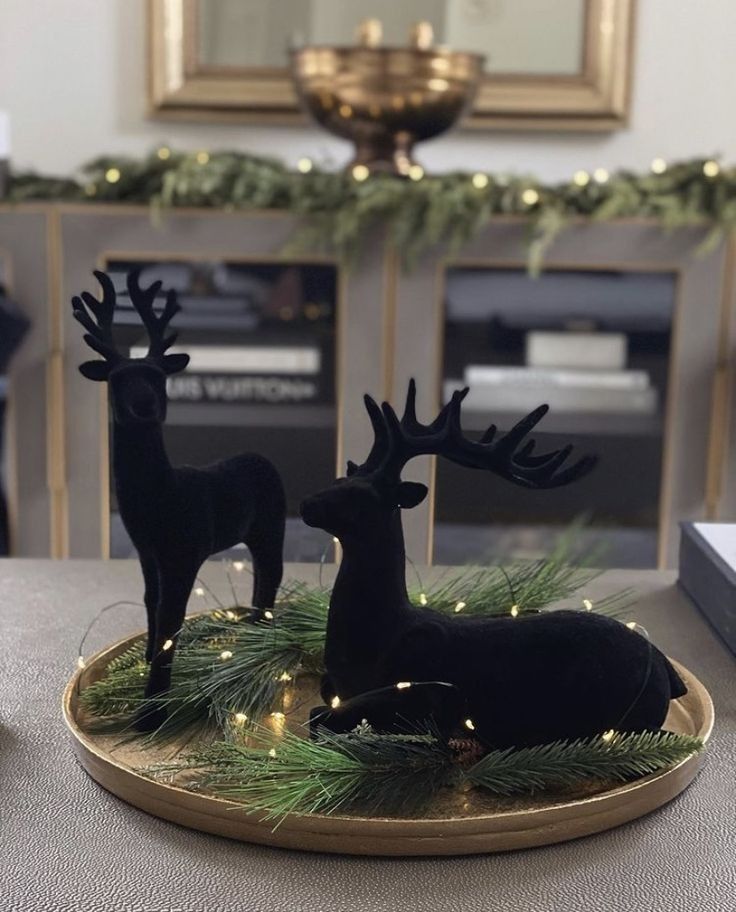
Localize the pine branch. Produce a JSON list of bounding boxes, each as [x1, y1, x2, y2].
[[148, 724, 456, 820], [147, 727, 704, 822], [465, 731, 704, 796]]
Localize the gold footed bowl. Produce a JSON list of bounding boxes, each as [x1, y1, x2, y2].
[[290, 25, 484, 176], [63, 627, 713, 857]]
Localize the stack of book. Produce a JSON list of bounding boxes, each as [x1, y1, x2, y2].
[[445, 365, 657, 414], [445, 331, 657, 415]]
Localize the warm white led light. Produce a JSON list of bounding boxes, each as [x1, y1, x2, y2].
[[352, 164, 370, 182], [573, 170, 590, 187], [105, 168, 121, 184], [472, 173, 489, 189], [651, 157, 667, 174], [583, 598, 593, 611], [297, 157, 313, 174], [162, 639, 174, 651], [602, 729, 615, 742], [220, 650, 233, 660], [510, 604, 519, 618], [330, 696, 341, 708], [703, 160, 720, 177], [464, 718, 476, 731], [454, 601, 466, 613], [396, 682, 412, 690], [521, 188, 539, 206], [419, 593, 428, 606]]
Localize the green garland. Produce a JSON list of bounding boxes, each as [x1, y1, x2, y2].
[[149, 724, 703, 821], [9, 150, 736, 271]]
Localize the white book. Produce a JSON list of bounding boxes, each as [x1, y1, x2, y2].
[[445, 380, 658, 414], [464, 365, 650, 391], [130, 345, 321, 375], [526, 331, 627, 370]]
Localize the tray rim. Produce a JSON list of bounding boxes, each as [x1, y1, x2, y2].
[[63, 625, 714, 856]]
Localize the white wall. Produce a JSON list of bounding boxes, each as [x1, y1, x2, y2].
[[0, 0, 735, 181]]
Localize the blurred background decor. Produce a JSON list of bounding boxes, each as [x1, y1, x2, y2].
[[150, 0, 635, 130], [290, 19, 484, 175]]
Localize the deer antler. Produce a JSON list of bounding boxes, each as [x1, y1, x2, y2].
[[127, 269, 181, 362], [71, 269, 122, 364], [355, 379, 596, 489]]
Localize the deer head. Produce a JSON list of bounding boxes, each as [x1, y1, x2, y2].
[[300, 379, 596, 540], [73, 269, 190, 426]]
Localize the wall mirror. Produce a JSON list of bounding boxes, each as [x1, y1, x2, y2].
[[150, 0, 636, 129]]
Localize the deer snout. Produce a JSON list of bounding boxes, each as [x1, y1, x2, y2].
[[299, 495, 327, 529], [129, 393, 160, 421]]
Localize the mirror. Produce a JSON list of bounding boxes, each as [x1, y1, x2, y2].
[[197, 0, 585, 76], [150, 0, 635, 129]]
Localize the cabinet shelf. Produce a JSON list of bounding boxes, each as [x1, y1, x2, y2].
[[458, 409, 663, 438], [166, 402, 335, 429]]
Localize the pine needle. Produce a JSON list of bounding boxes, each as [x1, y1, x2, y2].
[[148, 723, 456, 821], [147, 726, 704, 823], [466, 730, 704, 795]]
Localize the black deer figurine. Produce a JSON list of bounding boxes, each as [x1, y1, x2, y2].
[[73, 270, 286, 731], [301, 381, 686, 748]]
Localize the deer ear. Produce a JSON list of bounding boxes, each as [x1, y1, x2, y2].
[[396, 481, 428, 509], [346, 460, 359, 477], [162, 352, 190, 375], [79, 360, 111, 382]]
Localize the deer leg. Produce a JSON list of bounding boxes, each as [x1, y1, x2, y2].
[[134, 557, 200, 733], [246, 519, 284, 617], [140, 555, 159, 663]]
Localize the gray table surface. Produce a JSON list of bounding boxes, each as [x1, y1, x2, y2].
[[1, 560, 734, 912]]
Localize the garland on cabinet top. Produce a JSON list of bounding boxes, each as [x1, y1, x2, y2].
[[9, 150, 734, 271]]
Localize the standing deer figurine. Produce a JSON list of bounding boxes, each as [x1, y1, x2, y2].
[[73, 270, 286, 731], [301, 380, 686, 748]]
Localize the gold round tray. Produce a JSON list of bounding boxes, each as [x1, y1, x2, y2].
[[63, 630, 713, 857]]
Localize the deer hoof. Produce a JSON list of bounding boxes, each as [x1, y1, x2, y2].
[[133, 702, 168, 733]]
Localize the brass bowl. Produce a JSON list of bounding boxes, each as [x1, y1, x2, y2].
[[290, 44, 485, 175]]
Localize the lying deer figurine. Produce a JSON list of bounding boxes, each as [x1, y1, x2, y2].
[[73, 270, 286, 731], [301, 381, 686, 748]]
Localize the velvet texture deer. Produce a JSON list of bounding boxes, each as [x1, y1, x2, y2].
[[301, 381, 686, 748], [73, 270, 286, 731]]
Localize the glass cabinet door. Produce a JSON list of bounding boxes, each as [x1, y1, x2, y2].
[[433, 266, 677, 568], [105, 257, 338, 562]]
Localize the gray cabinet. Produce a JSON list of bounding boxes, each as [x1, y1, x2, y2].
[[391, 221, 733, 568], [2, 205, 733, 568]]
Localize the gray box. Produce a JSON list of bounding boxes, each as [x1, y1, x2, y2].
[[679, 522, 736, 655]]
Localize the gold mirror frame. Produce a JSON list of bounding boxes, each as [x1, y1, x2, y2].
[[149, 0, 636, 131]]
